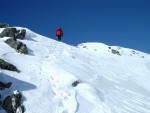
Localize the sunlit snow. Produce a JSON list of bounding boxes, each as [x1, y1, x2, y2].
[[0, 27, 150, 113]]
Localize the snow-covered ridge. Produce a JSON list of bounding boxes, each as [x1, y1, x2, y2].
[[78, 42, 149, 58], [0, 27, 150, 113]]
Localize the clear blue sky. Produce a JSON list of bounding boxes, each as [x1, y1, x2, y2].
[[1, 0, 150, 53]]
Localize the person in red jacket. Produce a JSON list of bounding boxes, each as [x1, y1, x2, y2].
[[56, 28, 63, 41]]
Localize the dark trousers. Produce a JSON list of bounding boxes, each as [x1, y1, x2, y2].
[[57, 36, 61, 41]]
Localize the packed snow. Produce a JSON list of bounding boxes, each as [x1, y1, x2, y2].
[[0, 27, 150, 113]]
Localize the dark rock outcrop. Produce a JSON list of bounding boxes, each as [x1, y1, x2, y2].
[[0, 59, 20, 72], [5, 38, 28, 54], [111, 49, 121, 56], [2, 90, 25, 113], [0, 81, 12, 90], [72, 80, 80, 87], [2, 96, 14, 113], [15, 29, 26, 40], [0, 28, 26, 40], [0, 23, 9, 28], [0, 28, 17, 38], [18, 44, 28, 54]]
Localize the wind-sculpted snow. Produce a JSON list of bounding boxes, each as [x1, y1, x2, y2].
[[0, 27, 150, 113]]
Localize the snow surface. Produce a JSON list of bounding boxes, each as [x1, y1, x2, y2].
[[0, 27, 150, 113]]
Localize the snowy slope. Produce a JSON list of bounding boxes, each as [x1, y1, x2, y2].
[[0, 27, 150, 113]]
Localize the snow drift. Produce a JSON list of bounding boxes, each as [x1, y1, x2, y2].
[[0, 27, 150, 113]]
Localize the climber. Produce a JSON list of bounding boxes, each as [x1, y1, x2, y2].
[[56, 28, 63, 41]]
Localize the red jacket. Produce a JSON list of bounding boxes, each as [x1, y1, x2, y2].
[[56, 28, 63, 37]]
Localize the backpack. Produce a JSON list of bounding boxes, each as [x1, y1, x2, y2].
[[56, 29, 63, 36]]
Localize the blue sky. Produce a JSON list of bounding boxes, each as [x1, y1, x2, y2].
[[1, 0, 150, 53]]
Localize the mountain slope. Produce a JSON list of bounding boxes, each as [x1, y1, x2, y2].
[[0, 27, 150, 113]]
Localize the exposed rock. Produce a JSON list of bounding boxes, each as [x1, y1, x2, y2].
[[0, 28, 17, 38], [108, 46, 111, 49], [0, 28, 26, 40], [2, 96, 14, 113], [72, 80, 80, 87], [0, 23, 9, 28], [15, 29, 26, 40], [0, 59, 20, 72], [16, 105, 25, 113], [5, 38, 28, 54], [111, 49, 121, 56], [12, 90, 22, 112], [5, 38, 21, 49], [0, 81, 12, 90], [2, 90, 25, 113], [18, 45, 28, 54]]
